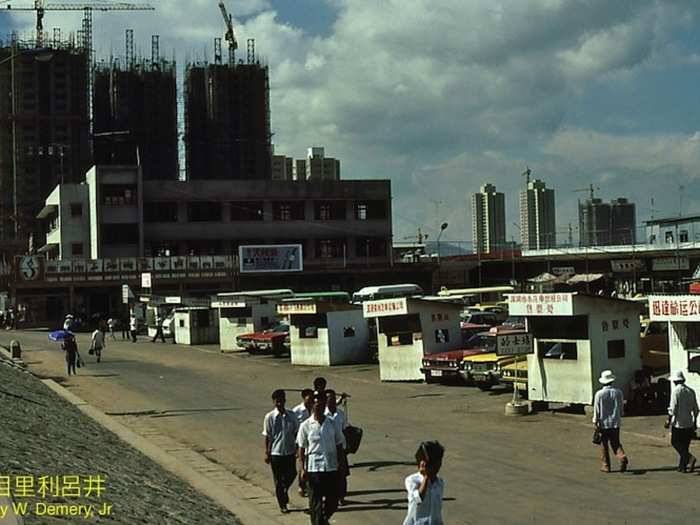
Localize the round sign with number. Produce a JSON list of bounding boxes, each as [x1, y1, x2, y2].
[[19, 256, 40, 281]]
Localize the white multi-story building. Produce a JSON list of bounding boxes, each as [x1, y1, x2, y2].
[[520, 179, 556, 250], [471, 184, 506, 254]]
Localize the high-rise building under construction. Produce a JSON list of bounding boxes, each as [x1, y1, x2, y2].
[[184, 60, 271, 180], [92, 40, 178, 180], [0, 40, 91, 242]]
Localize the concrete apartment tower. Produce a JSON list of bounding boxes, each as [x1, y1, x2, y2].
[[471, 184, 506, 254], [292, 147, 340, 181], [579, 197, 636, 246], [520, 179, 556, 250]]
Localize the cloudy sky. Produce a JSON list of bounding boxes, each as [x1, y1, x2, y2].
[[2, 0, 700, 247]]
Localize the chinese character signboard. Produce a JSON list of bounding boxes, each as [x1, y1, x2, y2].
[[496, 333, 533, 356], [652, 257, 689, 272], [239, 244, 303, 273], [649, 295, 700, 321], [506, 294, 574, 316], [362, 298, 409, 318], [277, 302, 317, 315]]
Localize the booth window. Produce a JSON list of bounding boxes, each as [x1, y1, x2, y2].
[[344, 326, 356, 338], [529, 316, 588, 340], [301, 327, 318, 339], [193, 310, 210, 327], [538, 341, 577, 360], [607, 339, 625, 359], [381, 314, 421, 347], [682, 323, 700, 349], [435, 329, 449, 343], [298, 314, 327, 339]]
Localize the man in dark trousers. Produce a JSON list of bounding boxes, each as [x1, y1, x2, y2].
[[592, 369, 629, 473], [297, 390, 345, 525], [665, 370, 699, 472], [152, 313, 166, 343], [263, 389, 299, 513]]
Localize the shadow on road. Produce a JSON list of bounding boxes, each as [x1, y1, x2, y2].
[[346, 488, 404, 496], [351, 460, 415, 471]]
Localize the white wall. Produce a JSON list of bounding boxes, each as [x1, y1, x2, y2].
[[325, 310, 369, 365], [290, 324, 331, 366], [174, 309, 219, 345], [669, 323, 700, 394], [377, 332, 425, 381]]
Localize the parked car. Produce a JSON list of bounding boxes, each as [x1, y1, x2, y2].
[[499, 359, 528, 392], [460, 311, 499, 327], [421, 345, 489, 384], [238, 323, 290, 355], [502, 316, 526, 330], [639, 319, 669, 373], [459, 328, 526, 390]]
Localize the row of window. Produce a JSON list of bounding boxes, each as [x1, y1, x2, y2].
[[144, 200, 388, 223]]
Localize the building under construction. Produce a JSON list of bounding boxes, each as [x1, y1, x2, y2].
[[184, 56, 271, 180], [0, 37, 91, 244], [92, 33, 178, 180]]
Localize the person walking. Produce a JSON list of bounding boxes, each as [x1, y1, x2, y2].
[[592, 369, 629, 473], [296, 391, 345, 525], [665, 370, 699, 472], [62, 334, 78, 376], [129, 315, 138, 343], [293, 388, 315, 497], [91, 327, 106, 363], [152, 313, 166, 343], [121, 313, 129, 340], [325, 388, 349, 505], [263, 389, 299, 514], [403, 441, 445, 525], [107, 317, 118, 340]]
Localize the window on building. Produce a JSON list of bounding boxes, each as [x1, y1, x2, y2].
[[680, 230, 689, 243], [607, 340, 625, 359], [538, 341, 578, 360], [102, 184, 137, 206], [144, 202, 178, 223], [71, 243, 83, 256], [355, 200, 387, 220], [380, 314, 421, 347], [316, 239, 344, 259], [314, 201, 346, 220], [356, 237, 387, 257], [435, 329, 449, 343], [649, 234, 656, 243], [231, 201, 264, 221], [273, 201, 305, 221], [187, 202, 222, 222], [70, 203, 82, 217], [344, 326, 356, 338], [665, 231, 674, 244], [101, 223, 139, 244]]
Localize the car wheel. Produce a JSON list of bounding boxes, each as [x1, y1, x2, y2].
[[477, 383, 493, 391]]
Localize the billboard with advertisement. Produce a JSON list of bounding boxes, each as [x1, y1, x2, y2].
[[239, 244, 303, 273]]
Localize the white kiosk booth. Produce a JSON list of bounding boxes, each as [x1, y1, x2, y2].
[[173, 307, 220, 345], [649, 295, 700, 391], [509, 293, 642, 407], [214, 289, 294, 351], [363, 297, 463, 381], [281, 292, 369, 366]]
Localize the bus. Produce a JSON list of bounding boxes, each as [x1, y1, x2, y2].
[[351, 284, 423, 304]]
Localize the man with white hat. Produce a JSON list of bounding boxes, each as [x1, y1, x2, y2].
[[592, 369, 629, 473], [665, 370, 699, 472]]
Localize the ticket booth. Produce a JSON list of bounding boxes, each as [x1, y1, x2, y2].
[[214, 289, 294, 351], [143, 296, 209, 340], [280, 292, 369, 366], [173, 307, 220, 345], [509, 293, 642, 407], [649, 295, 700, 392], [363, 297, 463, 381]]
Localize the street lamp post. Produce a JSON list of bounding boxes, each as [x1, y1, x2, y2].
[[436, 222, 448, 263]]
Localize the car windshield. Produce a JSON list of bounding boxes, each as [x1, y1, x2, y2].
[[269, 324, 289, 333], [464, 334, 496, 351], [503, 316, 524, 326]]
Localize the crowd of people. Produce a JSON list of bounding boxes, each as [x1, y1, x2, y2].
[[261, 376, 446, 525]]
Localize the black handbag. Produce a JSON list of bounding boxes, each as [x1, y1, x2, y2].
[[592, 429, 602, 445]]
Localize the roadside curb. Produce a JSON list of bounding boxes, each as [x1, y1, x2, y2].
[[0, 496, 24, 525], [40, 380, 296, 525], [0, 344, 26, 369]]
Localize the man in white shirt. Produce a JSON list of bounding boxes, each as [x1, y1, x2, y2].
[[324, 388, 348, 504], [592, 369, 629, 473], [297, 390, 345, 525], [263, 389, 299, 513], [129, 315, 138, 343], [293, 389, 315, 497], [665, 370, 699, 472], [403, 440, 445, 525], [91, 328, 106, 363]]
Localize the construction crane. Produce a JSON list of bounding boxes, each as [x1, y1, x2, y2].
[[573, 183, 600, 201], [403, 228, 428, 244], [218, 0, 237, 65], [3, 1, 155, 48], [521, 165, 531, 185]]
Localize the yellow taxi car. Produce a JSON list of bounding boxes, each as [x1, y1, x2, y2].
[[459, 327, 526, 391], [639, 318, 669, 373], [499, 359, 528, 392]]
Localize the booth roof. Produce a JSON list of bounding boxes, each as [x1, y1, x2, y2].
[[567, 273, 605, 284]]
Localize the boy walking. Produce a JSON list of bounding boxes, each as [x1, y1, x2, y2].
[[263, 390, 299, 513]]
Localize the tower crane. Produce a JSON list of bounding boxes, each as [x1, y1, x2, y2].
[[521, 165, 531, 186], [218, 0, 237, 65], [3, 1, 155, 48], [572, 183, 600, 201]]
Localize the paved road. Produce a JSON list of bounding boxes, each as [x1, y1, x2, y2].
[[4, 330, 700, 524]]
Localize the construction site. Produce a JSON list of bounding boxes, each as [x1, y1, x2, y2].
[[0, 0, 272, 252]]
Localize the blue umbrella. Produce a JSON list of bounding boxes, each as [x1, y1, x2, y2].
[[48, 330, 74, 342]]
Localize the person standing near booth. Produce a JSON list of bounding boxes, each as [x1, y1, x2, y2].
[[592, 370, 629, 473], [665, 370, 699, 472]]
